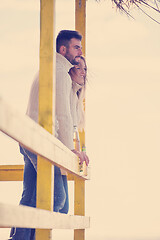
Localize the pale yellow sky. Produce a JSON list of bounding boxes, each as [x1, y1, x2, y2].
[[1, 0, 160, 239]]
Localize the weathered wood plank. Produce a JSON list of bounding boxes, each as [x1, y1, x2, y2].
[[74, 177, 85, 240], [0, 165, 75, 181], [0, 97, 89, 180], [75, 0, 86, 55], [75, 0, 87, 238], [37, 1, 55, 239], [0, 165, 23, 181], [0, 203, 90, 229]]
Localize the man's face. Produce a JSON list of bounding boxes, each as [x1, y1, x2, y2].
[[65, 38, 82, 65]]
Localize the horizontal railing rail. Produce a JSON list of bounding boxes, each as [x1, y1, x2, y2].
[[0, 203, 90, 229], [0, 165, 76, 181]]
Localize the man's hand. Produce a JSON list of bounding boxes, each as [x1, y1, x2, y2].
[[72, 149, 89, 166]]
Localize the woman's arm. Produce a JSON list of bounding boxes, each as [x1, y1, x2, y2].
[[72, 149, 89, 166]]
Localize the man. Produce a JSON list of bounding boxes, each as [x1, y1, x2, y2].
[[55, 30, 89, 178], [9, 30, 86, 240], [55, 30, 83, 151]]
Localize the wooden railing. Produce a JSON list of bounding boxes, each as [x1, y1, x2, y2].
[[0, 92, 90, 239], [0, 0, 89, 239], [0, 95, 90, 236]]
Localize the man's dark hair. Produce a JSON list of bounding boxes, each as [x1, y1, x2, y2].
[[56, 30, 82, 53]]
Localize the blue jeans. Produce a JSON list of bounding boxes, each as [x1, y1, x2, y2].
[[10, 147, 69, 240]]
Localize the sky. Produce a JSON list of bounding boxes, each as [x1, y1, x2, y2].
[[1, 0, 160, 239]]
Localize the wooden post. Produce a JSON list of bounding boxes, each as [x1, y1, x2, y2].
[[75, 0, 86, 55], [75, 1, 86, 240], [36, 0, 55, 239], [74, 178, 85, 240], [75, 0, 86, 149]]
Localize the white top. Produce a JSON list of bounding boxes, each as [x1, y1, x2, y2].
[[55, 53, 74, 150], [26, 53, 82, 174]]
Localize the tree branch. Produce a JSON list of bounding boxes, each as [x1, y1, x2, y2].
[[111, 0, 160, 23]]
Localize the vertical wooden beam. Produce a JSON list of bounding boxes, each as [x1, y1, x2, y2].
[[36, 0, 55, 239], [75, 1, 86, 240], [75, 0, 86, 149], [75, 0, 86, 55], [74, 178, 85, 240]]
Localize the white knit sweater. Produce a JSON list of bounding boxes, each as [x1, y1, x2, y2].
[[26, 53, 82, 174]]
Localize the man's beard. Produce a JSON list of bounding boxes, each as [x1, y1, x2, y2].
[[65, 50, 80, 65], [72, 56, 80, 65]]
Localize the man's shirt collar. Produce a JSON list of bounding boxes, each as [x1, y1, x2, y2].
[[56, 52, 73, 72]]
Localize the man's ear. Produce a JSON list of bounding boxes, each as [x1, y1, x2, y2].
[[59, 45, 66, 56]]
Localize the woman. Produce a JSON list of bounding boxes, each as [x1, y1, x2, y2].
[[9, 55, 89, 240], [69, 56, 89, 166]]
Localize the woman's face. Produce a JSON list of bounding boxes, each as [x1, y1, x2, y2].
[[70, 58, 87, 86]]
